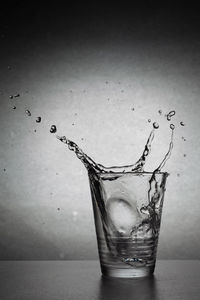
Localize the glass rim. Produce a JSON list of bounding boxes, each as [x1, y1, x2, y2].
[[97, 171, 169, 177]]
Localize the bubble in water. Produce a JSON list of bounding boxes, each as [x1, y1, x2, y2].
[[148, 119, 151, 123], [36, 117, 41, 123], [25, 109, 31, 116], [153, 122, 159, 129], [180, 121, 185, 126], [167, 110, 175, 121], [170, 124, 175, 130], [158, 109, 162, 115], [50, 125, 57, 133], [14, 93, 20, 98], [12, 106, 16, 109]]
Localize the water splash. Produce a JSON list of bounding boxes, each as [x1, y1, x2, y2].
[[56, 115, 176, 269], [57, 127, 156, 174]]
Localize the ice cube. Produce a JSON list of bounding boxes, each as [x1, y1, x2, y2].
[[106, 197, 140, 236]]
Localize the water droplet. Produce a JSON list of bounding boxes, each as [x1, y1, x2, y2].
[[9, 95, 13, 99], [148, 119, 151, 123], [25, 109, 31, 116], [158, 109, 162, 115], [170, 124, 175, 130], [12, 106, 16, 109], [166, 110, 175, 121], [14, 93, 20, 98], [34, 129, 37, 132], [3, 168, 6, 172], [72, 123, 75, 126], [180, 121, 185, 126], [183, 154, 186, 157], [131, 107, 135, 111], [50, 125, 57, 133], [153, 122, 159, 129], [57, 208, 60, 211], [36, 117, 41, 123]]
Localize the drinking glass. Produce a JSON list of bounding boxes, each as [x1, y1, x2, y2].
[[88, 170, 168, 278]]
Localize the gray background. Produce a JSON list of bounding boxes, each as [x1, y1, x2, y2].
[[0, 4, 200, 260]]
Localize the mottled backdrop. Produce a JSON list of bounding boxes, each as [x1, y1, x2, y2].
[[0, 3, 200, 260]]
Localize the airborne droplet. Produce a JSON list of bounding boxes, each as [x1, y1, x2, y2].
[[25, 109, 31, 116], [148, 119, 151, 123], [180, 121, 185, 126], [158, 109, 162, 115], [12, 106, 16, 110], [50, 125, 57, 133], [170, 124, 175, 130], [153, 122, 159, 129], [167, 110, 175, 121], [36, 117, 41, 123]]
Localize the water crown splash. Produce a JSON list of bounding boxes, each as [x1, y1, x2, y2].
[[56, 118, 174, 269]]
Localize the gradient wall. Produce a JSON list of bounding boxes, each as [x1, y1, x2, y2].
[[0, 3, 200, 259]]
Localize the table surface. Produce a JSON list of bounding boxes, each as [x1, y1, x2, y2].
[[0, 260, 199, 300]]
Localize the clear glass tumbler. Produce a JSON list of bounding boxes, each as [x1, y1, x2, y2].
[[88, 169, 168, 278]]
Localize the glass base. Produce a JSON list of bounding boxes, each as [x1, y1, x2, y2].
[[101, 265, 155, 278]]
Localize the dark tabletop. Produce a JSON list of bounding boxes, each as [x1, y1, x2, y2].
[[0, 260, 199, 300]]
